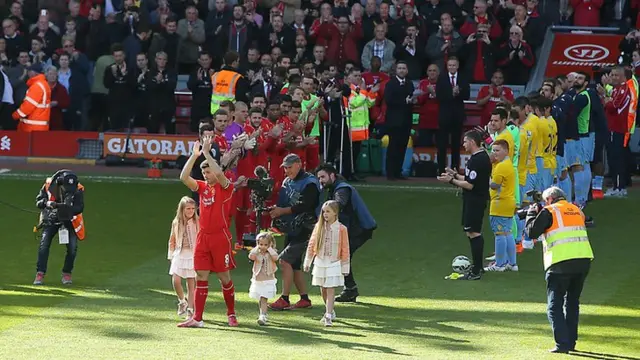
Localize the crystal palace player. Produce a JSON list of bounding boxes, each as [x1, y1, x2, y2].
[[178, 136, 239, 328]]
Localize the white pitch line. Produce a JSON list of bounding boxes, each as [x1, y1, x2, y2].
[[0, 172, 456, 192]]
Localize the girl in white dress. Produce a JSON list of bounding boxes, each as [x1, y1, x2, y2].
[[168, 196, 199, 318], [303, 200, 350, 327], [248, 232, 279, 325]]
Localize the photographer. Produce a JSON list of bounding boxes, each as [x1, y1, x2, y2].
[[316, 164, 376, 302], [33, 170, 85, 285], [525, 186, 594, 354], [268, 154, 320, 311]]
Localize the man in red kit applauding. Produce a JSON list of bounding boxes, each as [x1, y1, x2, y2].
[[178, 136, 242, 328]]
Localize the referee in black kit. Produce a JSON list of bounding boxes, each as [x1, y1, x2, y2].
[[438, 130, 492, 280]]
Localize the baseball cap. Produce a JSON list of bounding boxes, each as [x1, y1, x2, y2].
[[280, 153, 301, 167]]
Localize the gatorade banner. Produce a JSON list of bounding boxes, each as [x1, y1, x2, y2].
[[103, 133, 197, 160], [545, 33, 624, 77]]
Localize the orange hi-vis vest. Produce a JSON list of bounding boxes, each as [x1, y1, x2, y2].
[[626, 77, 638, 146], [15, 74, 51, 132], [210, 69, 241, 114], [539, 200, 593, 271], [44, 179, 86, 241]]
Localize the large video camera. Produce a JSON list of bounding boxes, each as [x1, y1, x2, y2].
[[39, 170, 79, 228], [241, 166, 275, 249], [516, 190, 543, 220]]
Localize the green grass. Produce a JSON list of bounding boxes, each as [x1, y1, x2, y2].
[[1, 179, 639, 359]]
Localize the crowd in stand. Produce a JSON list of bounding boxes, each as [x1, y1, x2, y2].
[[0, 0, 559, 135]]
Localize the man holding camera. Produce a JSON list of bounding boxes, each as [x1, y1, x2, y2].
[[269, 154, 320, 310], [34, 170, 85, 285], [315, 163, 377, 302], [525, 186, 594, 354]]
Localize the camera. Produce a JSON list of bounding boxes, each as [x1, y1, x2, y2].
[[38, 170, 79, 228], [516, 190, 543, 220], [241, 166, 275, 249]]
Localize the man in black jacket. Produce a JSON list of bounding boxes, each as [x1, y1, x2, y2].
[[384, 61, 415, 180], [436, 56, 470, 174], [104, 43, 136, 130], [147, 51, 177, 133], [187, 52, 214, 132], [34, 170, 85, 286]]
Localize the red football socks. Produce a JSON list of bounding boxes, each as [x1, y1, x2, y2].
[[222, 280, 236, 316], [193, 280, 209, 321]]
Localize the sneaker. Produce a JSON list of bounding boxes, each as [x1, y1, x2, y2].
[[177, 318, 204, 328], [257, 314, 267, 326], [617, 189, 628, 198], [506, 264, 519, 272], [321, 313, 333, 327], [268, 297, 291, 311], [604, 188, 619, 198], [61, 273, 72, 285], [330, 311, 337, 320], [177, 300, 188, 316], [522, 240, 535, 249], [335, 289, 359, 302], [585, 216, 595, 228], [484, 264, 507, 272], [516, 242, 524, 253], [291, 299, 312, 309], [228, 314, 239, 327], [33, 272, 45, 285], [485, 254, 496, 261], [460, 272, 482, 280]]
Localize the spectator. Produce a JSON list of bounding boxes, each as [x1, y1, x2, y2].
[[416, 63, 440, 147], [525, 0, 541, 18], [123, 25, 151, 71], [85, 5, 111, 64], [291, 9, 308, 38], [508, 4, 544, 50], [75, 0, 100, 19], [243, 0, 263, 29], [148, 17, 179, 70], [8, 1, 30, 35], [104, 44, 136, 130], [150, 0, 175, 26], [3, 18, 27, 60], [309, 3, 333, 48], [261, 0, 301, 24], [458, 23, 495, 83], [361, 0, 381, 45], [311, 45, 327, 67], [0, 39, 8, 68], [425, 18, 463, 74], [315, 15, 363, 69], [240, 47, 261, 73], [476, 69, 514, 126], [29, 37, 52, 71], [446, 0, 472, 29], [67, 0, 88, 43], [293, 34, 311, 64], [45, 66, 70, 130], [134, 53, 150, 128], [147, 51, 177, 133], [176, 5, 205, 74], [496, 25, 534, 85], [58, 47, 90, 130], [89, 52, 113, 131], [459, 0, 502, 40], [393, 0, 426, 45], [362, 24, 395, 73], [619, 29, 640, 64], [378, 2, 396, 30], [7, 51, 29, 104], [217, 4, 258, 60], [0, 66, 14, 130], [362, 56, 390, 89], [436, 57, 469, 173], [394, 24, 425, 81], [261, 14, 295, 56], [632, 49, 640, 77], [420, 0, 447, 35], [205, 0, 231, 55], [187, 52, 214, 132]]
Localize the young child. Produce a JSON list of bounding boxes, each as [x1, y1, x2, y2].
[[303, 200, 350, 327], [248, 232, 279, 325], [168, 196, 199, 317]]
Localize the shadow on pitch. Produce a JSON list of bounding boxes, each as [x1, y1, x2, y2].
[[570, 350, 640, 360]]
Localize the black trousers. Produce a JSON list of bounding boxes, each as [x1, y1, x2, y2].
[[546, 270, 589, 350], [149, 108, 176, 134], [386, 125, 412, 178], [326, 122, 356, 177], [344, 229, 373, 290], [0, 102, 15, 130], [437, 118, 463, 173], [606, 131, 627, 189]]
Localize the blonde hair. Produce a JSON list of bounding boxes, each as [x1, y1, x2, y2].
[[313, 200, 340, 253], [256, 232, 275, 247], [172, 196, 199, 242]]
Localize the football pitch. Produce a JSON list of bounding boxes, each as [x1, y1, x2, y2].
[[1, 176, 639, 360]]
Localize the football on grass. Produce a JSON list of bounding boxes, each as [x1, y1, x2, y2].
[[452, 255, 471, 274]]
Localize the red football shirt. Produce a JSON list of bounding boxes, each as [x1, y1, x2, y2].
[[477, 85, 514, 126], [196, 180, 234, 234]]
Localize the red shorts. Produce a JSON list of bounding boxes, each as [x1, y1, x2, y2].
[[194, 230, 236, 273]]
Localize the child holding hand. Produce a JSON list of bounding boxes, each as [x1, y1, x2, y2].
[[248, 232, 279, 325], [304, 200, 350, 327]]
